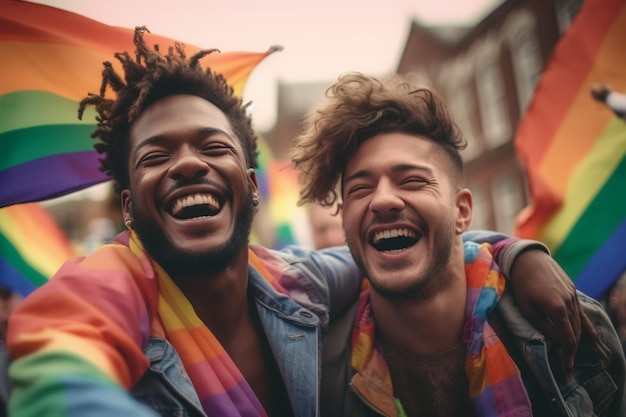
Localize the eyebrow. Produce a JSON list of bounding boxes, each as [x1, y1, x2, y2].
[[343, 163, 435, 184]]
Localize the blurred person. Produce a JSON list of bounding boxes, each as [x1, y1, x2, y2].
[[0, 287, 22, 345], [292, 72, 626, 416], [591, 83, 626, 120], [82, 217, 117, 254], [307, 203, 345, 249], [0, 286, 21, 413], [4, 28, 592, 417]]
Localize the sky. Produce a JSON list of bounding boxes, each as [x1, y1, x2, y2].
[[31, 0, 504, 131]]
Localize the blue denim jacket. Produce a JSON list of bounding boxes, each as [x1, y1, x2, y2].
[[131, 244, 362, 417], [496, 291, 626, 417]]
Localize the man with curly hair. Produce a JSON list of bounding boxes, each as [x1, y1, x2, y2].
[[291, 72, 626, 417], [5, 29, 591, 417]]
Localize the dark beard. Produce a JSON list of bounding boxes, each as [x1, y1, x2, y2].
[[132, 192, 256, 278]]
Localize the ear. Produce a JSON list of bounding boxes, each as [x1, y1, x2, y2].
[[455, 188, 472, 234], [247, 168, 260, 197], [120, 189, 132, 223], [337, 201, 344, 217]]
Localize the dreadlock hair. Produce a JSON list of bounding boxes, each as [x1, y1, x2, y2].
[[290, 72, 467, 208], [78, 26, 258, 195]]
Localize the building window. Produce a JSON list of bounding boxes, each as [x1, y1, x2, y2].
[[448, 83, 481, 161], [491, 170, 524, 234], [476, 58, 510, 147], [556, 0, 584, 33], [511, 29, 542, 113]]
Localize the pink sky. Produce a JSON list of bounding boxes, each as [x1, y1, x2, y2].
[[31, 0, 503, 130]]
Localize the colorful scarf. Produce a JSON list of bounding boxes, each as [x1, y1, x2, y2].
[[128, 232, 287, 417], [351, 242, 532, 417]]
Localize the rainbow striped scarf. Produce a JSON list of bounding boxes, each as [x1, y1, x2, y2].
[[351, 242, 532, 417], [128, 232, 287, 417]]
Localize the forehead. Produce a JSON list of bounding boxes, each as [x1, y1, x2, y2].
[[345, 132, 444, 175], [129, 94, 236, 145]]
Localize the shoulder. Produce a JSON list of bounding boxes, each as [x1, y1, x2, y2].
[[249, 243, 355, 283]]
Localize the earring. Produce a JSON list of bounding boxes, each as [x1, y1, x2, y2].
[[125, 219, 133, 230], [252, 197, 260, 208]]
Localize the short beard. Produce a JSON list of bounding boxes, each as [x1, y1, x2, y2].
[[348, 218, 456, 301], [132, 191, 256, 279]]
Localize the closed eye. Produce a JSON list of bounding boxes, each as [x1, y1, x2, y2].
[[201, 143, 235, 156], [137, 152, 169, 168], [401, 176, 431, 188], [345, 184, 373, 197]]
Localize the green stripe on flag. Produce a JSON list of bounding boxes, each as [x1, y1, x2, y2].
[[553, 155, 626, 279], [0, 124, 97, 171], [0, 233, 49, 287]]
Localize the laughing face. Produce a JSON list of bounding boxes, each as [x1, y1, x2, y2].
[[121, 94, 258, 277], [341, 132, 471, 299]]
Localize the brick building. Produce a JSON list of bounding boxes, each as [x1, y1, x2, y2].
[[395, 0, 582, 233], [263, 0, 583, 235]]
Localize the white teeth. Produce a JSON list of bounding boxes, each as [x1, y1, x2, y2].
[[171, 193, 220, 215], [373, 228, 416, 243]]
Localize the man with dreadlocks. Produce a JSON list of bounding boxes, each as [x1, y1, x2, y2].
[[5, 28, 589, 417]]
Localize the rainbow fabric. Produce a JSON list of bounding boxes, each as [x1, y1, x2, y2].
[[7, 230, 291, 416], [514, 0, 626, 299], [0, 0, 280, 208], [463, 242, 531, 415], [0, 202, 73, 296], [128, 233, 286, 416], [350, 242, 531, 417]]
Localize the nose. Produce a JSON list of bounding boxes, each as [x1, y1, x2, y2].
[[369, 178, 404, 216], [169, 147, 209, 181]]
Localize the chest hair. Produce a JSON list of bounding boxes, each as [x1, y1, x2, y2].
[[383, 342, 476, 417]]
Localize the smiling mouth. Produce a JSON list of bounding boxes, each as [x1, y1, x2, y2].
[[169, 193, 221, 219], [372, 228, 419, 252]]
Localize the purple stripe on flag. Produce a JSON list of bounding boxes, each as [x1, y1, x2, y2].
[[0, 151, 109, 207]]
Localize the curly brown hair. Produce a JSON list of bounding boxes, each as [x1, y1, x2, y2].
[[290, 72, 467, 207], [78, 26, 258, 195]]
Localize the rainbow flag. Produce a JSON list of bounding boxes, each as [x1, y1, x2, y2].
[[514, 0, 626, 298], [0, 0, 280, 208], [0, 202, 74, 297]]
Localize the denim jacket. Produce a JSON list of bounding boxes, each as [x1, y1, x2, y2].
[[320, 290, 626, 417], [496, 291, 626, 417]]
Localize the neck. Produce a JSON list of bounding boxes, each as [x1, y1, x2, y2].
[[370, 245, 467, 355], [174, 248, 252, 345]]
